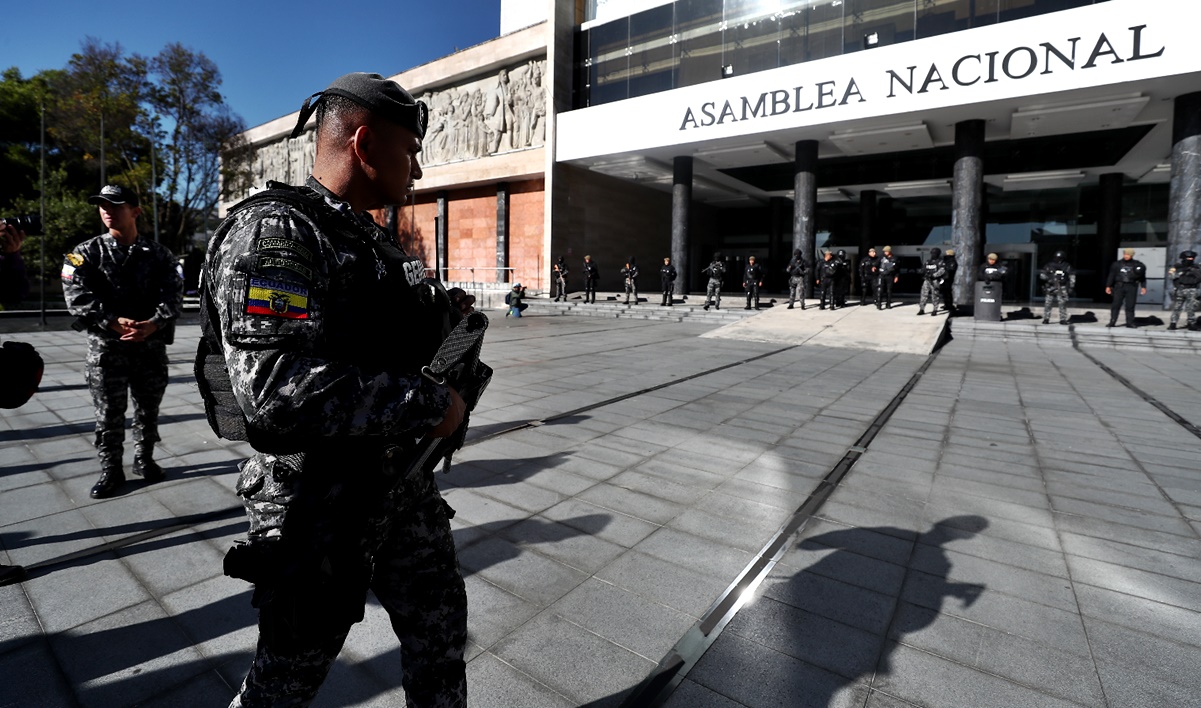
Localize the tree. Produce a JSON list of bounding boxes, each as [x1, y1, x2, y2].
[[148, 43, 250, 250]]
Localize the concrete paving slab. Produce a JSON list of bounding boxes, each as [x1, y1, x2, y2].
[[701, 303, 947, 354]]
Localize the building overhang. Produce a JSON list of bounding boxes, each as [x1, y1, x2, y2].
[[556, 1, 1199, 203]]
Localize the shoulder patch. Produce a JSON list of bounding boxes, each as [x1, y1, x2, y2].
[[67, 253, 84, 267], [246, 278, 310, 319]]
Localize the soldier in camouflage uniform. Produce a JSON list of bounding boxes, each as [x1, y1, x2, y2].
[[785, 249, 807, 309], [1168, 249, 1200, 330], [917, 248, 946, 316], [701, 253, 725, 310], [1040, 251, 1075, 325], [61, 184, 182, 499], [204, 74, 469, 708]]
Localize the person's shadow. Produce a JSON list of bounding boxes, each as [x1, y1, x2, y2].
[[677, 515, 989, 708]]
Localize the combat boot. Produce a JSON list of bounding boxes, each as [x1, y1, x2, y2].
[[1168, 323, 1177, 330], [90, 466, 125, 499], [133, 457, 164, 483]]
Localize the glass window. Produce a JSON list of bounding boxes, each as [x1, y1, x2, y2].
[[916, 0, 999, 39], [780, 0, 845, 66], [999, 0, 1092, 22], [588, 18, 631, 105], [724, 0, 782, 77], [629, 4, 676, 97], [842, 0, 915, 54], [675, 0, 725, 88]]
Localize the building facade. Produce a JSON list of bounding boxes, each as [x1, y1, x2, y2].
[[228, 0, 1201, 305]]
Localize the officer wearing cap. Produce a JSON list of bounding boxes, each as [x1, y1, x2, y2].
[[201, 73, 469, 707], [875, 245, 898, 309], [817, 249, 838, 310], [61, 184, 182, 499], [1105, 248, 1146, 328], [978, 253, 1006, 282], [1167, 250, 1200, 330]]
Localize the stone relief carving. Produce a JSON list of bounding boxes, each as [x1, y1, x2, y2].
[[238, 58, 547, 200]]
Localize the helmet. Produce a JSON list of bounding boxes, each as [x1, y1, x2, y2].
[[930, 248, 941, 259], [713, 252, 722, 260], [1053, 250, 1066, 260], [836, 249, 846, 258], [1182, 250, 1197, 260]]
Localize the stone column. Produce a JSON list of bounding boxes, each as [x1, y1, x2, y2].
[[496, 182, 510, 283], [1096, 173, 1123, 302], [951, 119, 985, 308], [672, 156, 693, 297], [436, 191, 448, 282], [794, 140, 819, 297], [1168, 92, 1201, 296]]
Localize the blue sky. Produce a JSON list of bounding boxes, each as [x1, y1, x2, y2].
[[0, 0, 502, 128]]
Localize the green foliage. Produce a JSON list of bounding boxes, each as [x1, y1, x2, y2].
[[0, 37, 252, 265]]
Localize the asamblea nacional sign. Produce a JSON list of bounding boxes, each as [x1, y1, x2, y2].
[[557, 0, 1197, 162]]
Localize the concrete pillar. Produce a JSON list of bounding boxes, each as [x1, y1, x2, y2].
[[436, 191, 448, 282], [1168, 92, 1201, 292], [672, 156, 692, 296], [794, 140, 818, 297], [951, 119, 985, 308], [1096, 173, 1123, 301], [496, 182, 510, 283]]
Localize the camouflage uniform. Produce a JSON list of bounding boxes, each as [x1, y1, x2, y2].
[[917, 251, 946, 315], [1168, 255, 1201, 329], [702, 259, 725, 310], [61, 233, 182, 472], [785, 253, 807, 309], [207, 177, 465, 707], [621, 262, 639, 305], [1040, 256, 1074, 324]]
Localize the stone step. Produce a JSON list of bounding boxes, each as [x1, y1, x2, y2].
[[951, 319, 1201, 352]]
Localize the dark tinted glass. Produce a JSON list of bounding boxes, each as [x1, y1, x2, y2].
[[916, 0, 998, 39], [842, 0, 915, 53], [724, 0, 781, 77], [589, 17, 630, 105], [780, 0, 845, 66], [629, 3, 676, 97], [675, 0, 724, 88]]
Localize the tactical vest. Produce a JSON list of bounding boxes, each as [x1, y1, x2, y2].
[[195, 183, 452, 454], [1115, 261, 1145, 283], [1177, 263, 1201, 288], [878, 256, 897, 275], [923, 261, 941, 280]]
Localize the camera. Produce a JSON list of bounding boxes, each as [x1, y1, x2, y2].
[[1, 215, 43, 236]]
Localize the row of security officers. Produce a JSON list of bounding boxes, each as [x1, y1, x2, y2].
[[548, 249, 1200, 328]]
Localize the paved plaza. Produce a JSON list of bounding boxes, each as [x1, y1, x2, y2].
[[2, 307, 1201, 707]]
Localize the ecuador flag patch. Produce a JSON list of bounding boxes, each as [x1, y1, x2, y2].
[[246, 278, 310, 319]]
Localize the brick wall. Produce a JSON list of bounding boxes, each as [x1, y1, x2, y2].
[[389, 178, 545, 288]]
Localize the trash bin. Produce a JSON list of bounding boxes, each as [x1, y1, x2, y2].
[[975, 281, 1002, 321]]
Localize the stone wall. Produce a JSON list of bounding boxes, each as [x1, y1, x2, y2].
[[237, 57, 548, 197]]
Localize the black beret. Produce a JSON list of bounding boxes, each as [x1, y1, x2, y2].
[[291, 72, 428, 140]]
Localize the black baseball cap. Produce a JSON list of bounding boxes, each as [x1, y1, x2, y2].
[[290, 72, 428, 140], [87, 184, 139, 207]]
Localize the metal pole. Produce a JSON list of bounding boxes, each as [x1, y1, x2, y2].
[[150, 139, 159, 242], [39, 100, 46, 328], [99, 110, 106, 187]]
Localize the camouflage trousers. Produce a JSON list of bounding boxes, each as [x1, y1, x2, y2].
[[230, 481, 467, 708], [1170, 287, 1198, 327], [705, 279, 722, 308], [919, 280, 940, 312], [1044, 287, 1069, 323], [624, 278, 638, 304], [85, 336, 168, 468], [787, 276, 804, 307]]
